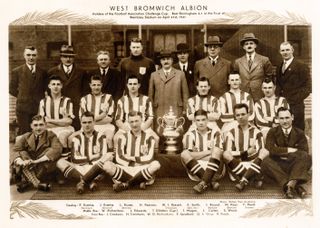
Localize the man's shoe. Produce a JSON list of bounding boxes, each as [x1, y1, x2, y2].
[[284, 186, 295, 199], [295, 185, 307, 199], [113, 182, 129, 192], [76, 180, 86, 194], [193, 181, 209, 194], [211, 181, 220, 191], [235, 180, 247, 192], [16, 181, 31, 193], [37, 183, 51, 192], [139, 182, 146, 190], [89, 181, 98, 192]]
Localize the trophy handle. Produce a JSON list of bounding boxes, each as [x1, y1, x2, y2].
[[176, 116, 185, 129], [157, 117, 164, 128]]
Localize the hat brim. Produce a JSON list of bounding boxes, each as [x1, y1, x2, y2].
[[240, 38, 259, 46], [158, 54, 173, 59], [204, 43, 223, 47], [175, 49, 191, 53], [60, 53, 76, 56]]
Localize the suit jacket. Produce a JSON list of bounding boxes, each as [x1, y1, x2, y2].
[[48, 64, 87, 122], [265, 126, 308, 159], [234, 53, 273, 101], [14, 130, 62, 162], [275, 58, 311, 105], [173, 61, 196, 97], [9, 64, 47, 114], [148, 68, 189, 118], [194, 56, 232, 97], [87, 67, 124, 102]]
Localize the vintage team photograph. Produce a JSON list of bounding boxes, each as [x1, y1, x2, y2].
[[8, 22, 312, 201]]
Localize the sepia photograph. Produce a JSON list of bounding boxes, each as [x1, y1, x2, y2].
[[2, 0, 319, 227]]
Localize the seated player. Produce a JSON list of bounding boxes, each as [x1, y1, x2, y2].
[[12, 115, 62, 192], [38, 75, 75, 156], [79, 75, 115, 139], [223, 103, 269, 191], [187, 77, 221, 131], [181, 110, 223, 194], [56, 111, 114, 194], [261, 107, 311, 199], [255, 77, 289, 139], [115, 75, 159, 151], [103, 111, 161, 192], [219, 72, 254, 134]]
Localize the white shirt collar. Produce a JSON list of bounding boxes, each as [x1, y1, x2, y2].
[[179, 62, 188, 69], [63, 64, 73, 73], [163, 68, 172, 74], [26, 63, 36, 72], [284, 57, 294, 66], [209, 56, 219, 63], [246, 52, 256, 60], [100, 67, 109, 74], [282, 127, 292, 134]]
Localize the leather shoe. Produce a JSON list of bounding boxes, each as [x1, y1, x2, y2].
[[211, 181, 220, 191], [295, 185, 307, 199], [89, 181, 98, 192], [235, 180, 248, 192], [37, 183, 51, 192], [284, 186, 295, 199], [76, 180, 86, 194], [16, 181, 31, 193], [254, 180, 264, 189]]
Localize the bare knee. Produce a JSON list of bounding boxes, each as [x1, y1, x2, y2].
[[180, 150, 193, 164], [56, 158, 69, 171], [103, 161, 116, 175], [148, 160, 161, 173], [259, 148, 269, 159], [222, 151, 234, 162], [211, 148, 223, 160]]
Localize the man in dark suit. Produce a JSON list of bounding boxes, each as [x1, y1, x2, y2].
[[173, 43, 196, 97], [233, 33, 273, 102], [12, 115, 62, 192], [87, 50, 123, 103], [194, 35, 232, 97], [275, 41, 311, 131], [10, 46, 47, 135], [262, 107, 311, 199], [48, 45, 87, 130]]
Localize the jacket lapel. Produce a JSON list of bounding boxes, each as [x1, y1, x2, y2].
[[211, 58, 225, 75], [165, 68, 176, 82], [249, 54, 261, 72], [239, 56, 251, 75], [26, 133, 37, 151]]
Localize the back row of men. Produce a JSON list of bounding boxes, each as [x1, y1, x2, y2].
[[10, 33, 311, 137]]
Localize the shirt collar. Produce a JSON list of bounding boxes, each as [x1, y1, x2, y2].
[[100, 67, 109, 74], [26, 63, 36, 71], [179, 62, 188, 69], [63, 64, 73, 72], [246, 52, 256, 60], [284, 57, 294, 66], [209, 56, 219, 63], [282, 127, 292, 134]]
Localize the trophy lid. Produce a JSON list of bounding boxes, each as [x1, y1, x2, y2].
[[166, 106, 176, 119]]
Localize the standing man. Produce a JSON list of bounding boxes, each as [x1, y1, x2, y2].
[[234, 33, 273, 102], [261, 107, 311, 198], [56, 112, 114, 194], [149, 51, 189, 121], [255, 77, 289, 139], [223, 103, 269, 191], [194, 35, 232, 97], [10, 46, 47, 134], [48, 45, 87, 130], [276, 41, 311, 131], [12, 115, 62, 192], [87, 50, 123, 103], [173, 43, 196, 97], [118, 38, 156, 96], [103, 111, 161, 192], [181, 110, 223, 194]]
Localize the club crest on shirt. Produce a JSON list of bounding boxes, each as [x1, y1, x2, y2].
[[139, 67, 146, 75]]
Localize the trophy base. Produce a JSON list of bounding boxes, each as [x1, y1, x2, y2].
[[163, 137, 180, 155]]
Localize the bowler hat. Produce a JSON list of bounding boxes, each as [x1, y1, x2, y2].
[[60, 45, 76, 56], [175, 43, 190, 53], [205, 36, 223, 47], [157, 50, 173, 59], [240, 33, 259, 46]]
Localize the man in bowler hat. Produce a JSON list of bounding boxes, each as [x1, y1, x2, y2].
[[233, 33, 273, 102], [48, 45, 87, 130], [173, 43, 196, 97], [194, 35, 232, 97]]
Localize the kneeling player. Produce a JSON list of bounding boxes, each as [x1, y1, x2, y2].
[[223, 103, 269, 191], [181, 109, 223, 194], [103, 111, 161, 192]]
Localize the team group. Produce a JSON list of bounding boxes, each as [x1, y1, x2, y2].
[[9, 32, 311, 199]]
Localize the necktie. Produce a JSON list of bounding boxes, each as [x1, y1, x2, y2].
[[35, 136, 39, 148], [102, 69, 106, 77], [248, 55, 253, 70], [165, 71, 168, 78], [30, 65, 35, 74], [284, 129, 289, 137], [212, 60, 215, 66], [66, 66, 71, 76], [182, 65, 186, 72], [282, 61, 287, 74]]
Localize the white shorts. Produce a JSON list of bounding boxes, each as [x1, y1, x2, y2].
[[113, 164, 155, 185]]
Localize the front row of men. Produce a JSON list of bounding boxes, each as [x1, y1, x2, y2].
[[12, 104, 311, 199]]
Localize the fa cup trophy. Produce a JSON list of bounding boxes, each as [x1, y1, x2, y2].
[[157, 106, 185, 154]]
